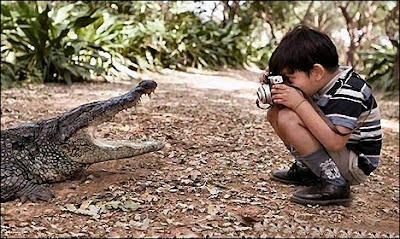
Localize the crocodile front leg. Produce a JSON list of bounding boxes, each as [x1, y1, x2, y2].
[[1, 176, 54, 203]]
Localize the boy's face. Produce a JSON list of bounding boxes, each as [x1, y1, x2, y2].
[[281, 68, 320, 95]]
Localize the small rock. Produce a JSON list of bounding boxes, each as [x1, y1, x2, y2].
[[19, 222, 29, 227], [222, 222, 232, 227], [108, 232, 120, 238], [58, 233, 71, 238]]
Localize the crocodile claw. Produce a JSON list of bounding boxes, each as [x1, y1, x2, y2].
[[17, 184, 55, 203]]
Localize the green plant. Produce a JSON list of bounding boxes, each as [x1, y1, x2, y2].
[[1, 1, 277, 87], [359, 42, 398, 95], [1, 1, 105, 87], [85, 2, 273, 72]]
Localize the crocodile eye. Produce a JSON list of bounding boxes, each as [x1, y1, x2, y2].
[[11, 134, 33, 150], [74, 138, 90, 146], [11, 141, 25, 151]]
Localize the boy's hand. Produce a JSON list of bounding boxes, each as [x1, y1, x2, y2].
[[258, 72, 268, 84], [271, 84, 305, 110]]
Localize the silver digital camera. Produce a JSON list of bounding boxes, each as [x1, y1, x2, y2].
[[256, 73, 285, 109]]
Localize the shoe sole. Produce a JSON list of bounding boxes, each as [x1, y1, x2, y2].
[[270, 174, 316, 186], [290, 195, 352, 207]]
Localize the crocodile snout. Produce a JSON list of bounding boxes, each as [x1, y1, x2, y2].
[[138, 80, 158, 94]]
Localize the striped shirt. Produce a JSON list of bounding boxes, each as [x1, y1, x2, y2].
[[312, 66, 382, 175]]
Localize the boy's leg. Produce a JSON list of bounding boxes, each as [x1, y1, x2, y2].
[[267, 106, 318, 186], [266, 105, 290, 146], [271, 145, 319, 186], [274, 108, 351, 206], [327, 148, 368, 185], [268, 105, 365, 186]]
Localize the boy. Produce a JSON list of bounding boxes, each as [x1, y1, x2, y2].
[[261, 25, 382, 206]]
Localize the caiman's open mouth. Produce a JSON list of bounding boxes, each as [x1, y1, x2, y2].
[[65, 119, 165, 164], [56, 80, 165, 164], [87, 125, 165, 150]]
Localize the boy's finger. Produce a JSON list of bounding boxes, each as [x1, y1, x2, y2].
[[259, 73, 269, 83], [272, 84, 286, 89]]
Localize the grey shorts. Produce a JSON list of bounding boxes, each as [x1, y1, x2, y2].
[[327, 148, 368, 185]]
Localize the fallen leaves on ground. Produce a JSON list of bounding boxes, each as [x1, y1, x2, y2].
[[1, 69, 399, 238]]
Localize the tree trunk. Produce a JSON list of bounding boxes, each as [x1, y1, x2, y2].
[[393, 46, 399, 91]]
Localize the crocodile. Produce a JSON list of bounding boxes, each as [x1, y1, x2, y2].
[[1, 80, 165, 203]]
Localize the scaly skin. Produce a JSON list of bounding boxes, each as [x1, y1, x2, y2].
[[1, 80, 164, 203]]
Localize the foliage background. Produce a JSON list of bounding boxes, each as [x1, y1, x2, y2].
[[1, 1, 398, 95]]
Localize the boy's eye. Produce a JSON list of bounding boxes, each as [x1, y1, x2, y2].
[[283, 75, 292, 82]]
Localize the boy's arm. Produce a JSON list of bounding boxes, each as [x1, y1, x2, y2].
[[293, 100, 351, 152], [271, 84, 351, 152]]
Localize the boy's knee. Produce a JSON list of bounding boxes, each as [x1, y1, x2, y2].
[[277, 108, 302, 130], [266, 108, 277, 124]]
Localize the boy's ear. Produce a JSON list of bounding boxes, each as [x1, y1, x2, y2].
[[311, 64, 325, 81]]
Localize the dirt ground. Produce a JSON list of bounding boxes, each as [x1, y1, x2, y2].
[[1, 69, 399, 238]]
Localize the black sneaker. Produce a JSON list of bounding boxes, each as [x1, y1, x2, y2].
[[290, 181, 351, 206], [270, 163, 318, 186]]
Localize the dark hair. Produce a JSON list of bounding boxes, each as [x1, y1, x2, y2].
[[268, 25, 339, 75]]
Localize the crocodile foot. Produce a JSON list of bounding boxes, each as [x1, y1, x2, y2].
[[15, 181, 55, 203]]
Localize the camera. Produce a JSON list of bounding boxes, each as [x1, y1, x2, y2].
[[256, 73, 286, 109]]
